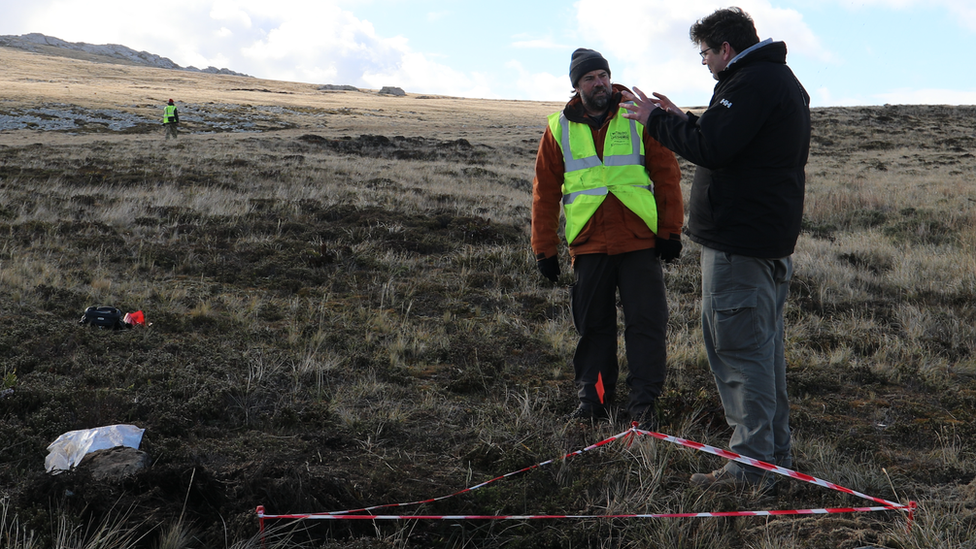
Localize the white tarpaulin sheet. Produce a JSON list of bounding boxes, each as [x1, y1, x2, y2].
[[45, 424, 145, 473]]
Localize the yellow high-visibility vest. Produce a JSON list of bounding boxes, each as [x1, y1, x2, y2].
[[548, 110, 658, 245], [163, 105, 177, 123]]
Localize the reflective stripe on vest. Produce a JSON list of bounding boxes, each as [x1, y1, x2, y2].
[[556, 114, 645, 172], [548, 110, 658, 245]]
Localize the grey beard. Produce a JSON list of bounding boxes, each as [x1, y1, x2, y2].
[[582, 87, 609, 112]]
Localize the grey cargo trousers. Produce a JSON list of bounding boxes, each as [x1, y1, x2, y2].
[[700, 246, 793, 483]]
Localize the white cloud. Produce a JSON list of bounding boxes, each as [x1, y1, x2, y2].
[[506, 60, 570, 102], [572, 0, 829, 106], [815, 87, 866, 107], [12, 0, 466, 91], [362, 49, 492, 97], [577, 0, 829, 60], [212, 3, 418, 86], [25, 0, 175, 44], [209, 1, 253, 29]]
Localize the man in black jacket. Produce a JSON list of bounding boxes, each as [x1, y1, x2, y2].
[[621, 7, 810, 491]]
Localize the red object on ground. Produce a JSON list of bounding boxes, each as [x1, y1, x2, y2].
[[123, 311, 145, 326]]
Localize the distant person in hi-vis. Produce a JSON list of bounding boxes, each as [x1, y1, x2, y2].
[[531, 48, 684, 430], [162, 98, 179, 139]]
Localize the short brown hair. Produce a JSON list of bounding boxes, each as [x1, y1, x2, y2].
[[689, 7, 760, 54]]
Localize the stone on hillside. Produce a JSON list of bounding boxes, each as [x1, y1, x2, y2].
[[318, 84, 360, 92], [77, 446, 151, 482]]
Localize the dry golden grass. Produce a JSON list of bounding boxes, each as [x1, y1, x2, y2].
[[0, 46, 561, 149]]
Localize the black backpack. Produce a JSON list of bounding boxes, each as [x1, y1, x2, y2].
[[80, 306, 130, 330]]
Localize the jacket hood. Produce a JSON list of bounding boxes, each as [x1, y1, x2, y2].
[[718, 41, 788, 82]]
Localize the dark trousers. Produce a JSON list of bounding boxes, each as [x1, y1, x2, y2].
[[571, 248, 668, 417]]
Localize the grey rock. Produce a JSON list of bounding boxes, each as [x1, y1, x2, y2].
[[77, 446, 150, 482], [318, 84, 360, 92]]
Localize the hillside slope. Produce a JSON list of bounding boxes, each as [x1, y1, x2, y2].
[[0, 33, 248, 76], [0, 47, 974, 549]]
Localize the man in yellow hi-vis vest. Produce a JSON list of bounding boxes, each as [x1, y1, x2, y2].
[[162, 99, 179, 139], [531, 48, 684, 429]]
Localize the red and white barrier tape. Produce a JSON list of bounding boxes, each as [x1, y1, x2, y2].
[[313, 429, 631, 517], [257, 504, 910, 521], [257, 424, 915, 526], [626, 426, 907, 509]]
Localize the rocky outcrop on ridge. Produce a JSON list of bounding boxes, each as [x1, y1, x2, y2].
[[0, 33, 249, 77]]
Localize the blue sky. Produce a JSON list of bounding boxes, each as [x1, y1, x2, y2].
[[2, 0, 974, 108]]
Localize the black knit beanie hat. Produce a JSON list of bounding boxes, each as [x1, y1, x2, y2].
[[569, 48, 610, 88]]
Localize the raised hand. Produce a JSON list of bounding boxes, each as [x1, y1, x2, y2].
[[619, 87, 659, 123], [620, 87, 688, 122]]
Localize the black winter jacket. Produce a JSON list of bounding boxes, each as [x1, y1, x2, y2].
[[644, 41, 810, 258]]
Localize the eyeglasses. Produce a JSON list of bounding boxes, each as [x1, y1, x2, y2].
[[699, 47, 716, 59]]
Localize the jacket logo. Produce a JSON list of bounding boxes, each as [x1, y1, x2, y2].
[[609, 131, 630, 145], [720, 99, 733, 109]]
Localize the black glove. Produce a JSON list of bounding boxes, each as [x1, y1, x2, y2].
[[537, 255, 560, 282], [655, 237, 682, 263]]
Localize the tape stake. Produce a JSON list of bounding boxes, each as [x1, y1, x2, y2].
[[256, 506, 266, 549]]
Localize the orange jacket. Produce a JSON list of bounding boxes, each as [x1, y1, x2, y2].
[[532, 84, 683, 262]]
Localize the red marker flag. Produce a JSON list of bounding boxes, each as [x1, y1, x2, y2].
[[596, 372, 605, 404]]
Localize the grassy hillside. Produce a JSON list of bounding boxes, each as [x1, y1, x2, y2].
[[1, 46, 975, 548]]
